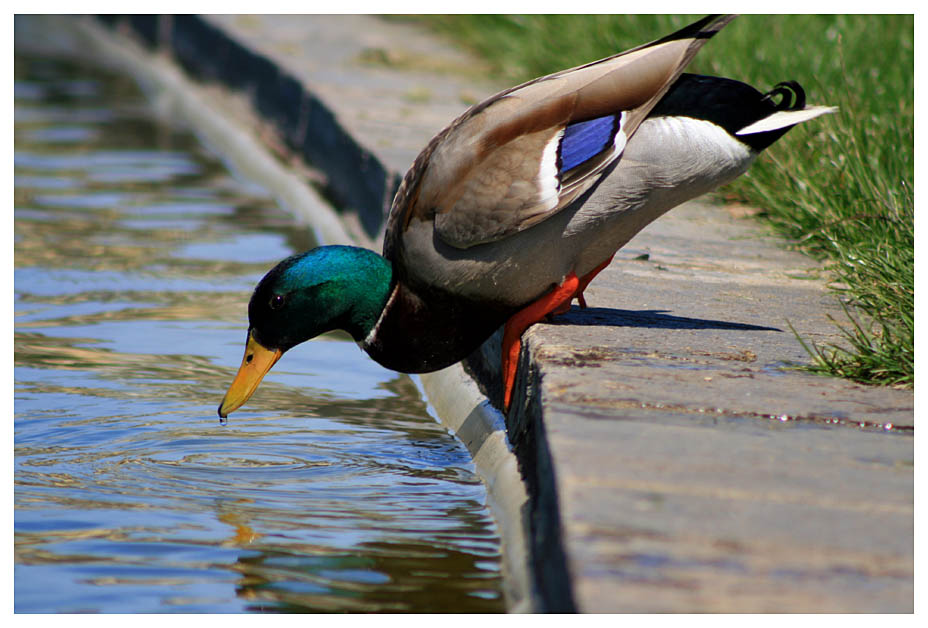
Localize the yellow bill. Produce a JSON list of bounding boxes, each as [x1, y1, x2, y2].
[[218, 331, 283, 418]]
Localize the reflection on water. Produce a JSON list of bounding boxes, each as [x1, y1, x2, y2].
[[13, 52, 504, 612]]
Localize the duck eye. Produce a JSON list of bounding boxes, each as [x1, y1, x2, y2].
[[269, 293, 286, 310]]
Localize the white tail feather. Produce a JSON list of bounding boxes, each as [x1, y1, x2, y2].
[[736, 105, 838, 135]]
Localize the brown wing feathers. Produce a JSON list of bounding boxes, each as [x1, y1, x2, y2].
[[386, 15, 736, 252]]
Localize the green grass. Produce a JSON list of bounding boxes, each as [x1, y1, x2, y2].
[[416, 14, 914, 389]]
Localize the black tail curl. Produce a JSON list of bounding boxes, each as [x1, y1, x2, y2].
[[762, 81, 806, 111]]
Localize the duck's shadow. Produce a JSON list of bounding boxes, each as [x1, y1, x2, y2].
[[552, 306, 781, 333]]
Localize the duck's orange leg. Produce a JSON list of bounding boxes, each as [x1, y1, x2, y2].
[[576, 254, 615, 308], [550, 254, 616, 315], [501, 272, 580, 410]]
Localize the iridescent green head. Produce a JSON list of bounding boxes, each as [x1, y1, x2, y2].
[[248, 245, 393, 351], [218, 245, 393, 417]]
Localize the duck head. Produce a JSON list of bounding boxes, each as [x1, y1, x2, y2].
[[218, 245, 392, 418]]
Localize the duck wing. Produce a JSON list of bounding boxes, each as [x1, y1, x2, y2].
[[384, 14, 736, 254]]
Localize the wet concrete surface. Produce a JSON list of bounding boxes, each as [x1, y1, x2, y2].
[[70, 14, 913, 612]]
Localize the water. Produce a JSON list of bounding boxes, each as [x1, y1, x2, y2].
[[13, 52, 505, 613]]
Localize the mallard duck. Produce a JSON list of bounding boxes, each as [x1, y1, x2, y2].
[[218, 14, 835, 417]]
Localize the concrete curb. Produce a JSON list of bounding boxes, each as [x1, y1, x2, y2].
[[102, 15, 397, 240], [417, 367, 536, 611]]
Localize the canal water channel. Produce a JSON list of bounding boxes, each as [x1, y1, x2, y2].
[[13, 51, 505, 612]]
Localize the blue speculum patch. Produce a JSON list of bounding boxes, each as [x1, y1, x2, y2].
[[559, 114, 619, 173]]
